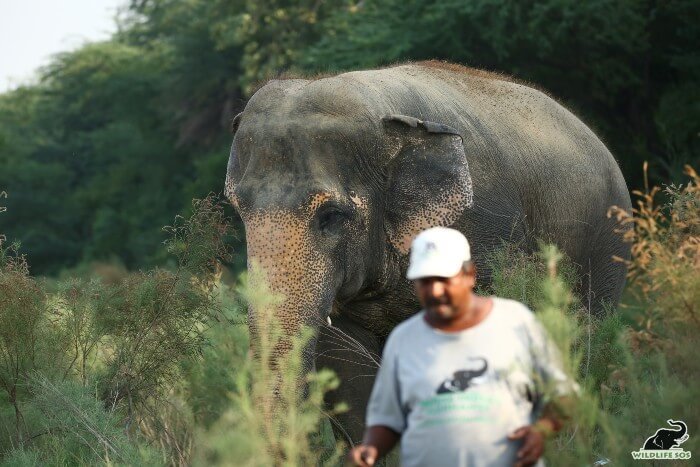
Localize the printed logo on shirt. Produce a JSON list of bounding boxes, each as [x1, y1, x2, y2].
[[631, 419, 692, 460], [436, 358, 488, 394]]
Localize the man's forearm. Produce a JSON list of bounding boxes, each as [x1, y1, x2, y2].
[[533, 416, 559, 438], [362, 425, 400, 458], [538, 395, 576, 435]]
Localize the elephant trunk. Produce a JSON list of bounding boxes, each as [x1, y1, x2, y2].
[[244, 210, 335, 392], [668, 420, 688, 438]]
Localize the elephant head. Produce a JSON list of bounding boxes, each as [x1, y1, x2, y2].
[[224, 78, 474, 377]]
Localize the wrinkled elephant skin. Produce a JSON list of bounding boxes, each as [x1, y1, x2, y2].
[[224, 62, 632, 444]]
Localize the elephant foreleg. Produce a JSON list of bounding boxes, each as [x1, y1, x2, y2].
[[315, 316, 382, 446]]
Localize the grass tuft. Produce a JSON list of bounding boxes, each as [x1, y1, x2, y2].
[[1, 166, 698, 465]]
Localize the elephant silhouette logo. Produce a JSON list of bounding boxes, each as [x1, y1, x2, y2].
[[436, 358, 488, 394], [631, 419, 692, 460], [643, 420, 689, 450]]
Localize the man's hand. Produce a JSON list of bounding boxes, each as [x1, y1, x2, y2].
[[346, 444, 378, 467], [347, 425, 400, 466], [508, 418, 555, 467]]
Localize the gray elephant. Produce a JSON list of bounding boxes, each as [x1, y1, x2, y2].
[[224, 61, 631, 444], [643, 420, 689, 450]]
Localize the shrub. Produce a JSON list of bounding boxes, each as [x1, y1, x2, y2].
[[484, 164, 700, 464], [0, 195, 344, 466], [0, 196, 232, 465], [605, 164, 700, 459], [193, 264, 344, 466], [1, 164, 696, 465], [0, 241, 50, 449]]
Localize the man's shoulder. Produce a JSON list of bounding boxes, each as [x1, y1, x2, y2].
[[491, 297, 536, 324]]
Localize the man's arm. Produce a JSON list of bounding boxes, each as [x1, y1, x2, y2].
[[348, 329, 405, 466], [347, 425, 400, 467], [511, 310, 580, 465], [508, 395, 575, 467]]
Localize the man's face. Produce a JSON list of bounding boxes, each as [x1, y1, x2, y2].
[[413, 268, 476, 321]]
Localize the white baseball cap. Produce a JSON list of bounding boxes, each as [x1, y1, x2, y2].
[[406, 227, 471, 280]]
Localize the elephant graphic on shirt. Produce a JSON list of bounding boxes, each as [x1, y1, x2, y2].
[[437, 358, 488, 394]]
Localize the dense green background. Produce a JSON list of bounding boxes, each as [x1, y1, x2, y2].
[[1, 0, 698, 275]]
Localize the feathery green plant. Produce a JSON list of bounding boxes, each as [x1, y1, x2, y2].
[[1, 194, 345, 466], [484, 165, 700, 464], [194, 263, 345, 466], [1, 165, 697, 465], [0, 196, 232, 465]]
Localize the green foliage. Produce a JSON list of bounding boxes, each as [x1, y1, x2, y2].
[[482, 241, 579, 310], [610, 165, 700, 330], [0, 41, 190, 274], [27, 375, 159, 466], [195, 266, 344, 466], [0, 197, 232, 464], [484, 167, 700, 464], [602, 165, 700, 458], [0, 87, 81, 273], [0, 196, 343, 466], [2, 0, 698, 275], [182, 294, 245, 429], [0, 449, 40, 467], [220, 0, 350, 94], [304, 0, 700, 187]]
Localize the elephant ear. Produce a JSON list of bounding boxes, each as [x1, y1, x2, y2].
[[382, 114, 474, 254], [225, 112, 244, 203]]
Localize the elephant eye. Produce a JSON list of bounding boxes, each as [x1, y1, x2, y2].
[[317, 205, 350, 234]]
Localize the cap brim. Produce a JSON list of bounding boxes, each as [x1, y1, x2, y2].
[[406, 259, 464, 280]]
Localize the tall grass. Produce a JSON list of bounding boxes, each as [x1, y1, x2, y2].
[[482, 164, 700, 464], [0, 196, 343, 466], [481, 242, 604, 463], [1, 165, 698, 465], [0, 197, 230, 465], [603, 164, 700, 459], [194, 265, 344, 466]]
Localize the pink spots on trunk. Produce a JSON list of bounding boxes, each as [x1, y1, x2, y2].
[[244, 208, 332, 333]]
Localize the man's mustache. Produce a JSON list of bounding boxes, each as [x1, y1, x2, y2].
[[426, 298, 450, 307]]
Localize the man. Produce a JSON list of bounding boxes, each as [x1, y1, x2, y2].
[[348, 227, 577, 467]]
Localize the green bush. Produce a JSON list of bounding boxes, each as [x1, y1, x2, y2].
[[2, 166, 698, 465], [0, 196, 343, 466], [194, 266, 344, 466], [484, 165, 700, 464]]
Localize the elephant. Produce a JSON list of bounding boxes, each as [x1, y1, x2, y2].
[[436, 358, 488, 394], [224, 61, 632, 444], [643, 420, 689, 450]]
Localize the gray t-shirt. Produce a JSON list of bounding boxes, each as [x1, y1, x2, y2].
[[366, 297, 575, 467]]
